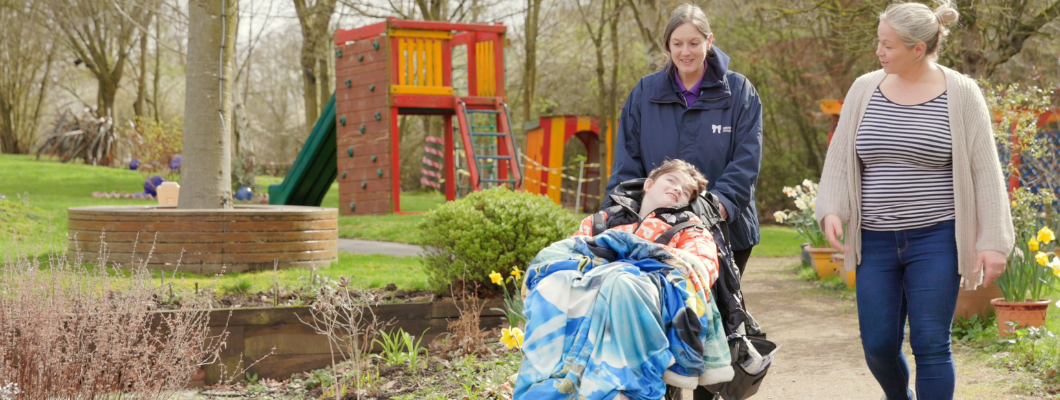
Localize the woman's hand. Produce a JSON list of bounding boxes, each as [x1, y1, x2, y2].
[[821, 214, 849, 252], [719, 203, 727, 220], [976, 250, 1007, 288]]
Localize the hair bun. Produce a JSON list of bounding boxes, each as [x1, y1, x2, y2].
[[935, 3, 959, 25]]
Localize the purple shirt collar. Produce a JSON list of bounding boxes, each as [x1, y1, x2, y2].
[[675, 66, 704, 106]]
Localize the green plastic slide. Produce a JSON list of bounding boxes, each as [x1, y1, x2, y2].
[[268, 93, 337, 206]]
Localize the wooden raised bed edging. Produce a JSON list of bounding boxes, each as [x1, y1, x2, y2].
[[185, 298, 506, 386], [67, 205, 338, 274]]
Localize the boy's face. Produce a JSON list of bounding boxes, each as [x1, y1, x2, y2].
[[643, 171, 694, 209]]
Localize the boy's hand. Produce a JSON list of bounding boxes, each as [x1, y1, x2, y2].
[[718, 203, 727, 220]]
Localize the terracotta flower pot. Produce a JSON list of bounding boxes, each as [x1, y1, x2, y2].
[[990, 298, 1052, 337], [831, 253, 855, 289], [953, 284, 1003, 322], [805, 246, 840, 279]]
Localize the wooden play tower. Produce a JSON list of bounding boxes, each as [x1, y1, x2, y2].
[[332, 18, 520, 215]]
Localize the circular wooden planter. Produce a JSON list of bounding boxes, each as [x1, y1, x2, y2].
[[67, 205, 338, 274]]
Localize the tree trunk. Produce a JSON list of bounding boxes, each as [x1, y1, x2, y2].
[[180, 0, 238, 210], [133, 12, 152, 118], [152, 14, 163, 122], [600, 1, 622, 208], [521, 0, 542, 123]]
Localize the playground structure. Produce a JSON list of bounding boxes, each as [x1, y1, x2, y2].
[[523, 116, 614, 212], [269, 18, 521, 215]]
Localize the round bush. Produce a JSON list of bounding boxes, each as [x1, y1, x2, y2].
[[418, 187, 580, 292]]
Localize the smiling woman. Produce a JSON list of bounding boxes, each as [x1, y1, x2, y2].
[[607, 3, 764, 282]]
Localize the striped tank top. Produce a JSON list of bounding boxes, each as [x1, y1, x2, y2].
[[855, 88, 955, 231]]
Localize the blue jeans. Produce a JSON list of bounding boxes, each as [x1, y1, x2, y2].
[[857, 220, 960, 400]]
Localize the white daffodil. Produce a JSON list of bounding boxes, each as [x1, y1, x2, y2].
[[794, 198, 807, 210], [773, 211, 786, 223], [803, 179, 813, 189]]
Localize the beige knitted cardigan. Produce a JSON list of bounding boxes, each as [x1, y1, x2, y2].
[[816, 66, 1014, 290]]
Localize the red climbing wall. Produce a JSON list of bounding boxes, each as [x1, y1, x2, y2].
[[334, 37, 393, 215]]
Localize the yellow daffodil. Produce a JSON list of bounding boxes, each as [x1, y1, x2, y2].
[[490, 271, 503, 285], [511, 268, 523, 280], [1037, 227, 1055, 244], [1012, 200, 1018, 208], [500, 326, 524, 349], [1029, 238, 1040, 252], [1035, 252, 1050, 266]]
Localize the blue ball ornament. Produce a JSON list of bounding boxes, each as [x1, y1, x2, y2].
[[235, 186, 253, 201], [129, 159, 141, 170], [144, 176, 164, 196], [169, 156, 182, 171]]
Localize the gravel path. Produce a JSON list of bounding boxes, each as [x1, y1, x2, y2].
[[688, 257, 1050, 400]]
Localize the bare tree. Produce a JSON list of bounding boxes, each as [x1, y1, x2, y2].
[[521, 0, 543, 123], [0, 0, 56, 154], [944, 0, 1060, 78], [293, 0, 338, 132], [47, 0, 153, 118], [180, 0, 238, 209], [576, 0, 624, 208]]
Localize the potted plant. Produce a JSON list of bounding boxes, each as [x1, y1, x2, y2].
[[775, 179, 838, 279], [992, 188, 1060, 337]]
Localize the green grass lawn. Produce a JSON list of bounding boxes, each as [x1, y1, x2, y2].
[[2, 154, 805, 295], [753, 225, 803, 258]]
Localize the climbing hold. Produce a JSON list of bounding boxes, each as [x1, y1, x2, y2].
[[345, 79, 351, 88], [374, 112, 381, 121], [347, 148, 353, 157], [369, 84, 375, 92], [349, 202, 356, 211], [336, 49, 342, 58], [373, 40, 379, 50], [361, 182, 367, 189], [371, 156, 377, 162], [376, 169, 383, 177], [359, 124, 366, 134], [339, 117, 346, 126], [341, 172, 347, 179], [358, 55, 364, 62]]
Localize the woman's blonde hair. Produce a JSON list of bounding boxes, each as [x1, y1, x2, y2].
[[879, 0, 960, 61]]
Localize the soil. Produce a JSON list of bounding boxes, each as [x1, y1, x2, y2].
[[707, 257, 1055, 400]]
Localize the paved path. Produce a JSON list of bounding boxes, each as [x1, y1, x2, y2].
[[680, 257, 1049, 400], [336, 238, 424, 257]]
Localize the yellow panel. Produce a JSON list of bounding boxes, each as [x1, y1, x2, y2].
[[433, 39, 443, 88], [398, 39, 408, 86], [416, 39, 426, 86], [524, 128, 542, 195], [425, 39, 435, 87], [388, 29, 453, 40], [576, 116, 591, 134], [419, 39, 428, 86], [486, 42, 495, 96], [605, 119, 614, 179], [548, 118, 566, 203], [390, 85, 455, 95]]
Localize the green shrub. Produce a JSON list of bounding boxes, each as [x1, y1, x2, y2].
[[418, 187, 579, 292]]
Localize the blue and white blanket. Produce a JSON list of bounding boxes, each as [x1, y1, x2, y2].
[[514, 230, 733, 400]]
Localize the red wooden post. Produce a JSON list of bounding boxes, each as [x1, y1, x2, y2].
[[493, 33, 505, 98], [444, 114, 455, 201], [391, 108, 401, 212]]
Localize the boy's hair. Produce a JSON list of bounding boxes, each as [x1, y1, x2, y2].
[[647, 159, 708, 197]]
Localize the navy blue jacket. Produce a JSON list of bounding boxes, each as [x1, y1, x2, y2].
[[606, 46, 762, 251]]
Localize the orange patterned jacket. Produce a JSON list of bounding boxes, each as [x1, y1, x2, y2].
[[572, 211, 720, 295]]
